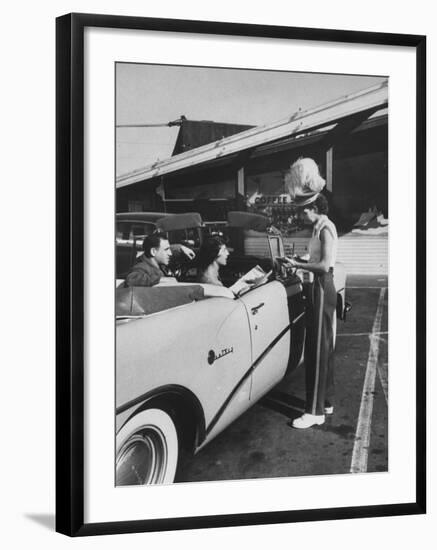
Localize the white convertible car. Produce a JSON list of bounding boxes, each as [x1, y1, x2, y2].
[[115, 212, 348, 486]]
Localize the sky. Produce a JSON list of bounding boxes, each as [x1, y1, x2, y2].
[[116, 63, 386, 176]]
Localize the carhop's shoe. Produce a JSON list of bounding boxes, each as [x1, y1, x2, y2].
[[291, 413, 325, 429]]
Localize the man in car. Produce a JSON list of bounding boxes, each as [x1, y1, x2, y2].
[[124, 232, 193, 287]]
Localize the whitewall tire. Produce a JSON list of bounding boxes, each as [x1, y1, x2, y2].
[[116, 408, 179, 486]]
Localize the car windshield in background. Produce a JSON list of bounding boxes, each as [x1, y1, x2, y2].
[[116, 221, 157, 245], [116, 220, 159, 279], [166, 227, 201, 249]]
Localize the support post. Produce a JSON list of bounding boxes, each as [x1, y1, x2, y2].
[[236, 166, 246, 210], [326, 147, 333, 192]]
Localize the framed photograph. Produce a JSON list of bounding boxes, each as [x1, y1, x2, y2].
[[56, 13, 426, 536]]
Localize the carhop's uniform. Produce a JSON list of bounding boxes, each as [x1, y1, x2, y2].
[[303, 215, 338, 416]]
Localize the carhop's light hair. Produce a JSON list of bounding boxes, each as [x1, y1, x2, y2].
[[285, 157, 326, 199]]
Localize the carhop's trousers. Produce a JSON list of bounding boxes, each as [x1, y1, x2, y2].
[[304, 269, 337, 416]]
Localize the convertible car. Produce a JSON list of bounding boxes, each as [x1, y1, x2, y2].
[[115, 212, 348, 486]]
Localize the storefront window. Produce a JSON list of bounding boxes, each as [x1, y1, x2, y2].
[[127, 200, 144, 212], [245, 170, 302, 235]]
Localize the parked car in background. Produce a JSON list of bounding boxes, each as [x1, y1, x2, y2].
[[116, 211, 224, 280], [116, 212, 167, 278], [115, 212, 349, 486]]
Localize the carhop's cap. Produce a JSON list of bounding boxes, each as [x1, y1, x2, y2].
[[285, 157, 326, 206], [289, 192, 320, 207]]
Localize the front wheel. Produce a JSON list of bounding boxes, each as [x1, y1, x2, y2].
[[116, 408, 179, 486]]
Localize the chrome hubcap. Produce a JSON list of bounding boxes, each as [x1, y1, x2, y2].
[[116, 427, 168, 486]]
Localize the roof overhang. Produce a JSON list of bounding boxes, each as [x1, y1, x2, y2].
[[116, 80, 388, 189]]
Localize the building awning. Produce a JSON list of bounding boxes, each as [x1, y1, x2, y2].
[[116, 80, 388, 189]]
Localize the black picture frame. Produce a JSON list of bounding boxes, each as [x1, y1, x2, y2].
[[56, 12, 426, 537]]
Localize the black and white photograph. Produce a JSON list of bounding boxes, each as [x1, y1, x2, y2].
[[114, 64, 389, 486], [1, 0, 431, 546]]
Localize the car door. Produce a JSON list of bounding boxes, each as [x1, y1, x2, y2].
[[238, 280, 291, 402], [116, 294, 254, 446]]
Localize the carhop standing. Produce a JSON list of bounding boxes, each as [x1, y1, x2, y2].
[[284, 158, 338, 429]]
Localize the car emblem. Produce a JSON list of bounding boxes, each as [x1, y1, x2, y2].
[[207, 347, 234, 365]]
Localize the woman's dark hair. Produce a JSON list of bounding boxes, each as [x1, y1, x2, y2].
[[196, 236, 226, 271], [302, 193, 329, 215], [142, 232, 166, 257]]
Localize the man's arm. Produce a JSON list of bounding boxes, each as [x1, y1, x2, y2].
[[169, 243, 195, 260], [168, 243, 195, 273]]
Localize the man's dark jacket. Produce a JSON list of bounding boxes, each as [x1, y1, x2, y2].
[[124, 245, 187, 287], [124, 255, 163, 287]]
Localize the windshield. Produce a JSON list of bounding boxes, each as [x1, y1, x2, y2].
[[116, 221, 156, 245], [165, 227, 201, 249]]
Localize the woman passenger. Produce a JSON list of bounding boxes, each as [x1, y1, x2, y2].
[[196, 236, 230, 286]]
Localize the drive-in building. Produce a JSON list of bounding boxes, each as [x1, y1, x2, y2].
[[116, 82, 389, 274]]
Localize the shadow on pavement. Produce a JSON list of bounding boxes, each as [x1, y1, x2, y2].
[[260, 390, 305, 420]]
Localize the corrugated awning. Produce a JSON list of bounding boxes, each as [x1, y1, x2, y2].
[[116, 80, 388, 189]]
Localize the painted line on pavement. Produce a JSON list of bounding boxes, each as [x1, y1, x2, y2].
[[377, 362, 388, 404], [337, 331, 388, 337], [350, 287, 386, 474], [373, 337, 388, 404], [347, 286, 387, 289]]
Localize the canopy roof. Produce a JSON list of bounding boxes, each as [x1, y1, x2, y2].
[[116, 80, 388, 189]]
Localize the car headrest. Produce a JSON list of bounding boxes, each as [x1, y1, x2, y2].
[[227, 211, 270, 232], [156, 212, 203, 232], [116, 284, 205, 317]]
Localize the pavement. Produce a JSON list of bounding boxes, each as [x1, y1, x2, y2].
[[177, 275, 388, 483]]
